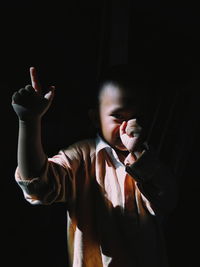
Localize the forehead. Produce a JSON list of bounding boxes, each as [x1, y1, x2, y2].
[[99, 83, 138, 108]]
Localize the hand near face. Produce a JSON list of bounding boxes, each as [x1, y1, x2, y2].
[[119, 119, 142, 153]]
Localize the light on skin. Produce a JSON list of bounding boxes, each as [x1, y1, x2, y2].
[[30, 67, 55, 101], [97, 83, 143, 157], [30, 66, 42, 92]]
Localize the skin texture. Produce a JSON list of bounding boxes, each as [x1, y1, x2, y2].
[[12, 67, 55, 179], [97, 83, 143, 155], [12, 68, 143, 178]]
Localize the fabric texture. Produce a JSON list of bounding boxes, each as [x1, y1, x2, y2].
[[15, 136, 177, 267]]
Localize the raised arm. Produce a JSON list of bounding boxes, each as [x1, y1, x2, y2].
[[12, 67, 55, 179]]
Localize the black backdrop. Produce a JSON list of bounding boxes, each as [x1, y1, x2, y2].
[[1, 1, 200, 267]]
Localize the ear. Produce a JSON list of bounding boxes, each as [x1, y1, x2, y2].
[[88, 108, 100, 129]]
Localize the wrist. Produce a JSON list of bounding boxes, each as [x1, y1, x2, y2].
[[129, 141, 149, 158], [19, 118, 42, 130], [19, 117, 41, 124], [125, 144, 148, 166], [129, 141, 148, 153]]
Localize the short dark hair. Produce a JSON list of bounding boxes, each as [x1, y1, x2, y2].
[[94, 64, 153, 107]]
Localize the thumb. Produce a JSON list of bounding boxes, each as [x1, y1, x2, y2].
[[44, 86, 55, 101]]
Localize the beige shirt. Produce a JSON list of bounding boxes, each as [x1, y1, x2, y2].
[[15, 136, 172, 267]]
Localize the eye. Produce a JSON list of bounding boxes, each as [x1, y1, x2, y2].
[[111, 113, 124, 120]]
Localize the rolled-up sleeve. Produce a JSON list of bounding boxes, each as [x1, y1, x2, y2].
[[15, 147, 82, 205]]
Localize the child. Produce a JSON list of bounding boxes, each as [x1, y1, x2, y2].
[[12, 65, 177, 267]]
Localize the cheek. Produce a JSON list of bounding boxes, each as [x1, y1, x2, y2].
[[102, 122, 119, 138], [100, 116, 109, 129], [110, 123, 121, 137], [100, 115, 121, 137]]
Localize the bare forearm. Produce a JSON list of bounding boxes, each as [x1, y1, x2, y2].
[[18, 119, 46, 179], [11, 67, 54, 179]]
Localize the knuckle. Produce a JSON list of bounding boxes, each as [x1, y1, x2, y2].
[[12, 91, 21, 103], [25, 84, 35, 93], [18, 88, 27, 95], [19, 88, 33, 97]]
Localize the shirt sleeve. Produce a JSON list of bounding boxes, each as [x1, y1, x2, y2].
[[15, 146, 82, 205], [125, 147, 178, 216]]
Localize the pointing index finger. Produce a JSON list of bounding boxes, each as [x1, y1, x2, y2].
[[30, 67, 42, 92]]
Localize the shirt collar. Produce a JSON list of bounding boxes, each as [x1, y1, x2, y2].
[[95, 134, 124, 167], [95, 134, 111, 154]]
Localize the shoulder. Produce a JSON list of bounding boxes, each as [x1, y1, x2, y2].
[[61, 138, 96, 160]]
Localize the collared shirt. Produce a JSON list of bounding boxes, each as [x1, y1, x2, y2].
[[15, 136, 176, 267], [95, 135, 127, 209]]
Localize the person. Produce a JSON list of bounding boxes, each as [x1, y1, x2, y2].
[[12, 65, 177, 267]]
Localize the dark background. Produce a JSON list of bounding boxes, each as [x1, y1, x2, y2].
[[1, 1, 200, 267]]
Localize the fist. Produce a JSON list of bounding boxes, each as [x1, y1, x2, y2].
[[125, 119, 142, 137], [11, 67, 54, 121], [12, 85, 54, 121], [120, 119, 143, 152]]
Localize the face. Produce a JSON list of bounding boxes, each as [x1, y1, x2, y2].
[[98, 83, 140, 151]]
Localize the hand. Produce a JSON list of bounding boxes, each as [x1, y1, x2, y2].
[[119, 119, 143, 153], [12, 67, 55, 121]]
